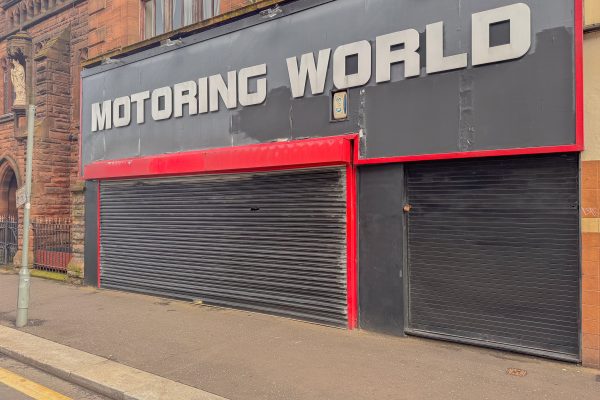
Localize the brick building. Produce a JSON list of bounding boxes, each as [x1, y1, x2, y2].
[[0, 0, 255, 272]]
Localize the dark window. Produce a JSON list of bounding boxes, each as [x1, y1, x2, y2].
[[144, 0, 155, 38], [143, 0, 243, 40], [172, 0, 195, 30], [155, 0, 165, 35]]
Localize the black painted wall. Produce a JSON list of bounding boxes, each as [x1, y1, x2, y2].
[[84, 180, 99, 286], [358, 164, 405, 335]]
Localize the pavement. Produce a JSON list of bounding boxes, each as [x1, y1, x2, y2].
[[0, 325, 226, 400], [0, 272, 598, 400], [0, 354, 110, 399]]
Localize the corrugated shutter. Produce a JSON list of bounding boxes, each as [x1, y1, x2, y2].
[[406, 153, 580, 361], [99, 167, 348, 326]]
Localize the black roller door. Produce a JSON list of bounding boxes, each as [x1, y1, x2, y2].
[[406, 153, 580, 361], [99, 167, 348, 326]]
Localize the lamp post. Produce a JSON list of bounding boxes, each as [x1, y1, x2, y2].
[[16, 104, 35, 328]]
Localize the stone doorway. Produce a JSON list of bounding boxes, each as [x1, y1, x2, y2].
[[0, 166, 18, 218]]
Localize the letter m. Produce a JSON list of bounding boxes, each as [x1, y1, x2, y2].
[[91, 100, 112, 132]]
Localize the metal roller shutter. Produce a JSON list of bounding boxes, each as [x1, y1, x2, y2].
[[406, 153, 580, 361], [99, 167, 348, 326]]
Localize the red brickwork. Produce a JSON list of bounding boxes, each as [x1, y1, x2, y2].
[[220, 0, 250, 14], [88, 0, 141, 59], [0, 0, 90, 268], [582, 161, 600, 369], [0, 0, 143, 272]]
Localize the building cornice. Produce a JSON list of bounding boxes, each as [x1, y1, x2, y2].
[[1, 0, 21, 11], [83, 0, 290, 68], [0, 0, 86, 41]]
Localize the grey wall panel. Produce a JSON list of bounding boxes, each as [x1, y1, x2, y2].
[[81, 0, 576, 166], [99, 168, 348, 326], [406, 153, 580, 361], [83, 180, 98, 286], [358, 164, 405, 335]]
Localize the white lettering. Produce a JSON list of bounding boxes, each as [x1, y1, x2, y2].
[[472, 3, 531, 66], [130, 91, 150, 124], [333, 40, 372, 89], [376, 29, 421, 83], [151, 86, 173, 120], [286, 49, 331, 98], [426, 21, 468, 74], [91, 100, 112, 132], [112, 96, 131, 128], [174, 81, 198, 117], [209, 71, 237, 111], [198, 77, 208, 114], [239, 64, 267, 107], [88, 3, 534, 132]]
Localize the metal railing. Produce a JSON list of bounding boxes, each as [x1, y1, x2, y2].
[[0, 215, 17, 265], [32, 218, 72, 273]]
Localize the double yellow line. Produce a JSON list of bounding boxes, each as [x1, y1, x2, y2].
[[0, 367, 72, 400]]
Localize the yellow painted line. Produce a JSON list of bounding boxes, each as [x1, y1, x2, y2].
[[0, 367, 72, 400]]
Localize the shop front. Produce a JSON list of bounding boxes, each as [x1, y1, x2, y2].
[[81, 0, 583, 362]]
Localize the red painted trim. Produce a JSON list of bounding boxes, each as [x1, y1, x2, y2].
[[79, 76, 83, 177], [345, 161, 358, 329], [97, 182, 101, 288], [575, 0, 584, 150], [356, 144, 582, 166], [84, 135, 356, 180]]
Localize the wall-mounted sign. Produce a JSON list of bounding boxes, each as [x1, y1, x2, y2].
[[91, 3, 532, 133], [81, 0, 579, 168], [332, 91, 348, 121]]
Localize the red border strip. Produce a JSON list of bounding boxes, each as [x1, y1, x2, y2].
[[97, 181, 101, 288], [356, 144, 582, 166], [575, 0, 584, 149], [79, 76, 83, 177], [85, 135, 355, 180], [345, 162, 358, 329]]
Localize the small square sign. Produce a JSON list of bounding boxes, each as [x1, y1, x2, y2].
[[332, 91, 348, 120]]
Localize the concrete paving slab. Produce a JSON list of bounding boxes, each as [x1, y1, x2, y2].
[[0, 325, 227, 400], [0, 354, 110, 399], [0, 325, 106, 382]]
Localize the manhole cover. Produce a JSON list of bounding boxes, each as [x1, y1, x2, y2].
[[507, 368, 527, 377]]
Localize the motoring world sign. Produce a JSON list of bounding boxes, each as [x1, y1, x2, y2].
[[81, 0, 579, 165]]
